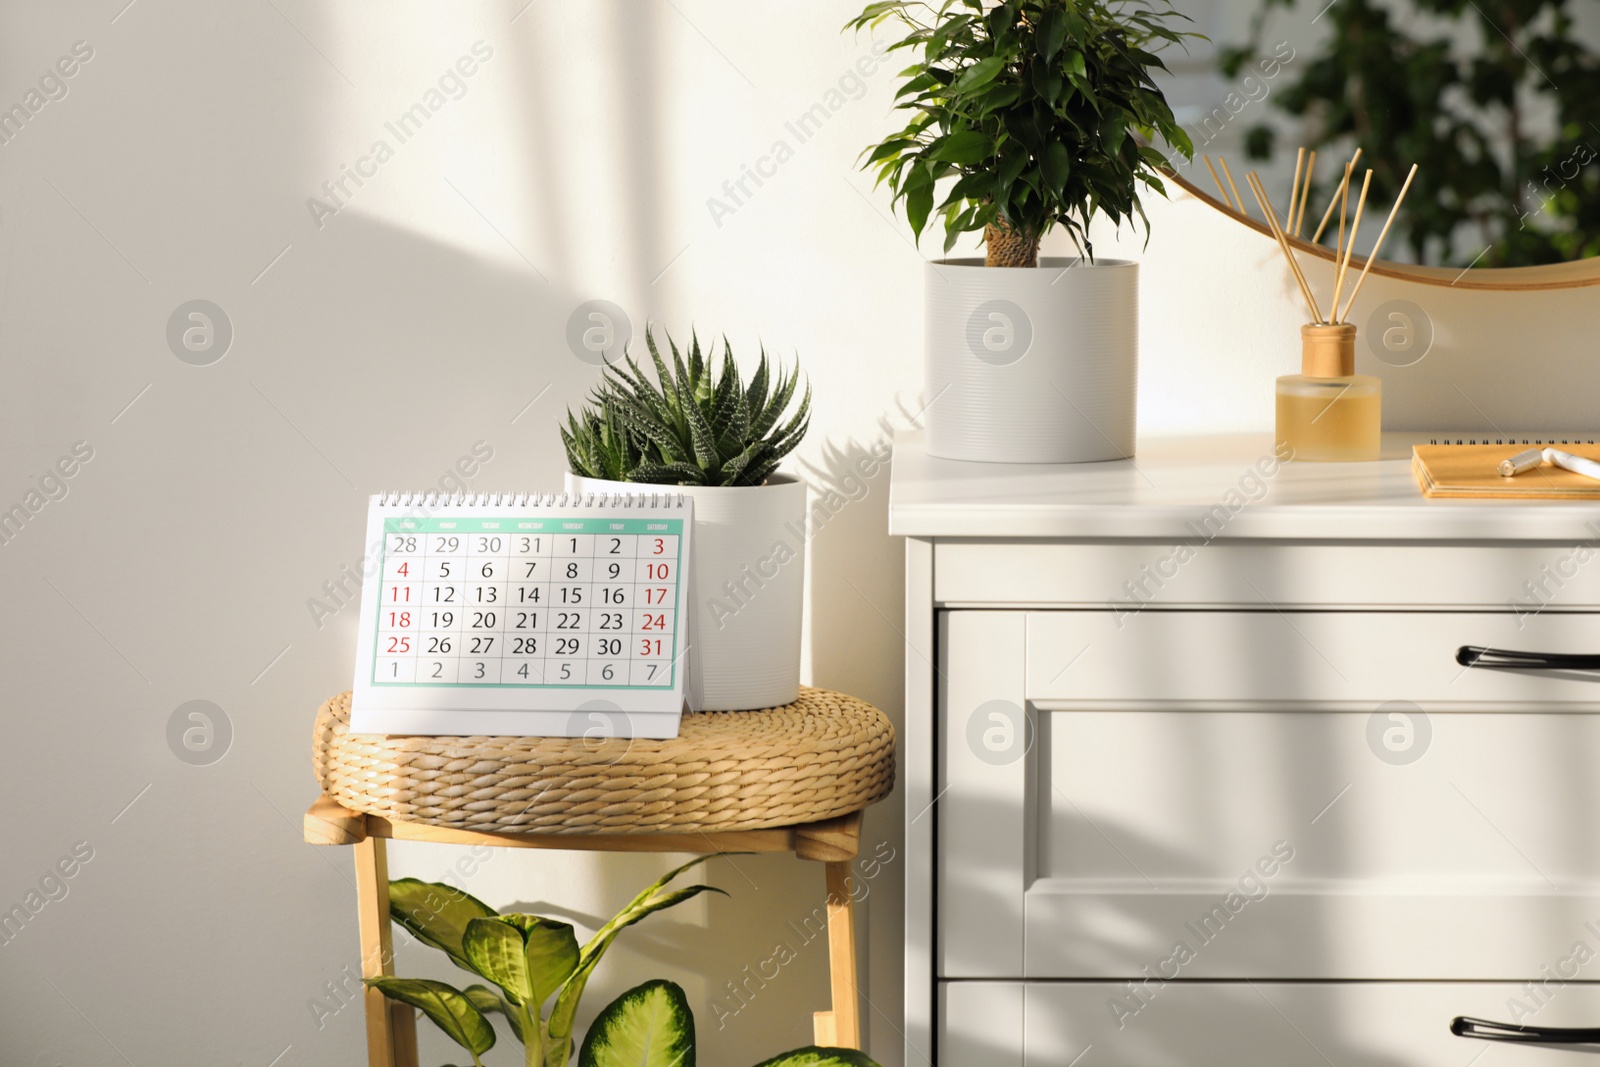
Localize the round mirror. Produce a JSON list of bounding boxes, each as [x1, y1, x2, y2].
[[1155, 0, 1600, 290]]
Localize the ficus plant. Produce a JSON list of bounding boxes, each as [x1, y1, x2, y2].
[[369, 858, 882, 1067], [847, 0, 1201, 267]]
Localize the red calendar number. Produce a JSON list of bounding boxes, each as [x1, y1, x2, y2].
[[387, 611, 411, 628], [389, 585, 412, 603], [396, 562, 409, 576], [639, 638, 662, 656], [645, 562, 670, 580], [651, 537, 667, 555], [386, 636, 411, 653], [644, 587, 669, 605], [642, 614, 665, 631]]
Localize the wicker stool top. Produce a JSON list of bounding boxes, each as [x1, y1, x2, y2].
[[313, 687, 895, 836]]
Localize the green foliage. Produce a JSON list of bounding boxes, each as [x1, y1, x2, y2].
[[389, 878, 498, 973], [363, 977, 498, 1060], [578, 980, 695, 1067], [846, 0, 1202, 261], [1221, 0, 1600, 268], [750, 1050, 884, 1067], [367, 858, 726, 1067], [580, 980, 883, 1067], [562, 328, 810, 487]]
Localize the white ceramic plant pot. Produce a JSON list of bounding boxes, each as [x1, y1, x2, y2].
[[924, 256, 1138, 463], [565, 472, 806, 711]]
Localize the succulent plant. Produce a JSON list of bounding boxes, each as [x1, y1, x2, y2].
[[561, 328, 810, 488]]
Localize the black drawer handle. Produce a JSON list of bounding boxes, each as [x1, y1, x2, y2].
[[1453, 1015, 1600, 1044], [1457, 646, 1600, 670]]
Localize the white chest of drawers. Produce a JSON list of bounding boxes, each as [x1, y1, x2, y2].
[[890, 432, 1600, 1066]]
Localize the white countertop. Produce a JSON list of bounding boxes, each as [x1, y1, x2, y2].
[[888, 431, 1600, 542]]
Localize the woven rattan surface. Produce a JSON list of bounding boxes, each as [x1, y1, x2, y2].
[[313, 688, 895, 835]]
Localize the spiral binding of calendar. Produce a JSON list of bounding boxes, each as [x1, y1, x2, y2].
[[376, 490, 687, 508]]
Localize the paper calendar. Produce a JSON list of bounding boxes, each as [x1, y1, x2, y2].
[[351, 491, 693, 738]]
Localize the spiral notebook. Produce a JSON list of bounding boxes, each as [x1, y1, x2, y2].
[[1413, 438, 1600, 500], [351, 491, 694, 738]]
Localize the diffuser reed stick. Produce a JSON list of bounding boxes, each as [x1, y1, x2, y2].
[[1218, 157, 1246, 218], [1312, 148, 1363, 243], [1247, 172, 1323, 324], [1340, 163, 1420, 321], [1330, 168, 1373, 324], [1295, 150, 1316, 236], [1203, 155, 1236, 211], [1287, 147, 1307, 231]]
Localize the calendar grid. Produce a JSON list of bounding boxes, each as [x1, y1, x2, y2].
[[369, 516, 684, 690]]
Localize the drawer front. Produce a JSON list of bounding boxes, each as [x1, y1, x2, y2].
[[936, 540, 1600, 609], [1025, 609, 1600, 706], [942, 612, 1600, 981], [942, 981, 1600, 1066], [1022, 707, 1600, 978]]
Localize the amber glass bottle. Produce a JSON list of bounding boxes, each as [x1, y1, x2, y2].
[[1276, 323, 1381, 462]]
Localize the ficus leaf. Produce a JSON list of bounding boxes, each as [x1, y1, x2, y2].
[[949, 55, 1004, 95], [1037, 7, 1066, 60], [926, 130, 994, 165]]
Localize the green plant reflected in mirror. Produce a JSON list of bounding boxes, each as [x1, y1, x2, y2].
[[1157, 0, 1600, 289]]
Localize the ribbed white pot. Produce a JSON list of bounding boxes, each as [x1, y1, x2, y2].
[[565, 472, 806, 711], [925, 256, 1138, 463]]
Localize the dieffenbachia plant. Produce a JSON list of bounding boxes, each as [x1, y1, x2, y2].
[[578, 979, 882, 1067], [367, 856, 725, 1067]]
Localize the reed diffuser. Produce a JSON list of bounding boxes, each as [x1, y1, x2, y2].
[[1206, 150, 1418, 462]]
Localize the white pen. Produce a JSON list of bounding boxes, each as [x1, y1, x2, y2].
[[1499, 447, 1600, 481]]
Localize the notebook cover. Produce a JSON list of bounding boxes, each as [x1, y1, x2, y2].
[[1412, 444, 1600, 499]]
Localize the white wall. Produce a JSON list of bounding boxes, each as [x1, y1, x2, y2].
[[3, 4, 1599, 1067]]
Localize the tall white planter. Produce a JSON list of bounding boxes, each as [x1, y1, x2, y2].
[[565, 472, 806, 711], [925, 256, 1138, 463]]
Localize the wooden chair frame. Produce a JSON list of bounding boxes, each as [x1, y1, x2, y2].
[[304, 796, 864, 1067]]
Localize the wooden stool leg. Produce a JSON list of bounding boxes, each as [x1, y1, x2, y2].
[[812, 860, 862, 1049], [355, 836, 418, 1067]]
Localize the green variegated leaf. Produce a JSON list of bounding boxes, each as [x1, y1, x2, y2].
[[388, 879, 497, 973], [548, 856, 736, 1046], [463, 917, 534, 1004], [577, 980, 694, 1067], [505, 914, 581, 1006], [463, 984, 526, 1044], [364, 978, 495, 1058], [751, 1048, 885, 1067]]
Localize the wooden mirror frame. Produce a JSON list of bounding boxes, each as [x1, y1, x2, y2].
[[1166, 168, 1600, 292]]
